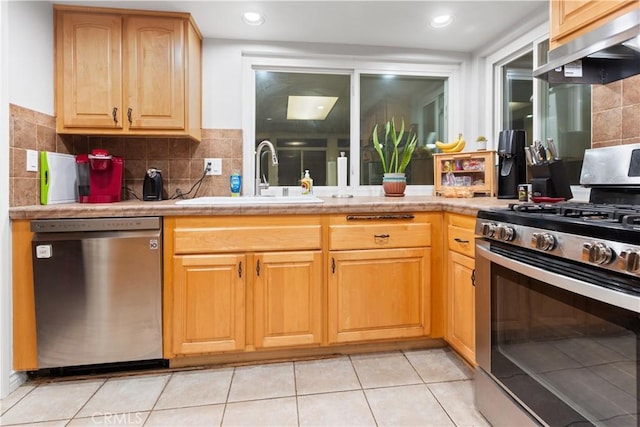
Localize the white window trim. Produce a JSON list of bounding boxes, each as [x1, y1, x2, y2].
[[241, 55, 463, 197]]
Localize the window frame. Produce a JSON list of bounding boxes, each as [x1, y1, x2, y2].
[[483, 22, 590, 200], [242, 55, 462, 196]]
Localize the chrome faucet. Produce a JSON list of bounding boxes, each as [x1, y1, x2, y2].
[[254, 140, 279, 196]]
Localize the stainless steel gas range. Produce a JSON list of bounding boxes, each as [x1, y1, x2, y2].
[[474, 144, 640, 427]]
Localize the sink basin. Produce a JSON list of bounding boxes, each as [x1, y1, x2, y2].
[[176, 195, 325, 205]]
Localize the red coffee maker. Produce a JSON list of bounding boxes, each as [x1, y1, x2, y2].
[[75, 149, 124, 203]]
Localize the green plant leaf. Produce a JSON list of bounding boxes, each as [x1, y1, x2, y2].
[[372, 124, 388, 174]]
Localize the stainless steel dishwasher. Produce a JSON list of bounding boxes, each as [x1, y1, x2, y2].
[[31, 217, 163, 369]]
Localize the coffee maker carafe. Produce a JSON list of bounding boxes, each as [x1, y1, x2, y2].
[[75, 149, 124, 203], [497, 130, 527, 199]]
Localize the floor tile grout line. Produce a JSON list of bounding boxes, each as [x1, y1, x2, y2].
[[218, 366, 235, 427], [142, 371, 174, 426], [348, 353, 381, 427], [68, 376, 108, 422], [292, 360, 301, 427], [0, 384, 37, 417], [425, 382, 460, 427]]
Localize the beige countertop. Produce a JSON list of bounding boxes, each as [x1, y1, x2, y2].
[[9, 196, 515, 220]]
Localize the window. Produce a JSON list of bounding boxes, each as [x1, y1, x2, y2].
[[490, 28, 592, 190], [359, 74, 446, 186], [255, 71, 350, 186], [250, 61, 455, 195]]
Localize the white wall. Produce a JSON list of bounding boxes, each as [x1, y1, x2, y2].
[[8, 0, 54, 115], [1, 0, 54, 398], [1, 0, 13, 400]]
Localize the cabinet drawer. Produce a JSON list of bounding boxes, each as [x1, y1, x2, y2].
[[447, 225, 475, 258], [330, 223, 431, 250], [175, 225, 321, 253]]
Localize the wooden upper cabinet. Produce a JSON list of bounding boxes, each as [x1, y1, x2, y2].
[[550, 0, 639, 48], [125, 16, 185, 131], [57, 12, 123, 129], [54, 6, 202, 140]]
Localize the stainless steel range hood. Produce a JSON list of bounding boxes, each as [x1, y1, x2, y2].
[[534, 9, 639, 85]]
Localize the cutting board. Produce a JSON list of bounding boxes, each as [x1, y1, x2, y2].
[[40, 152, 77, 205]]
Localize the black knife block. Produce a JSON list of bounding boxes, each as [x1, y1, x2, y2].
[[529, 160, 573, 200]]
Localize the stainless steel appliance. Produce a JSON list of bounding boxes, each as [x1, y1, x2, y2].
[[474, 144, 640, 426], [534, 9, 640, 84], [31, 217, 163, 369]]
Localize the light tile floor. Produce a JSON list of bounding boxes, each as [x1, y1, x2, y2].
[[0, 348, 490, 426]]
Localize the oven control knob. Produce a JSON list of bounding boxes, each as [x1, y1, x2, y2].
[[582, 242, 614, 265], [496, 225, 515, 241], [618, 250, 640, 273], [531, 232, 555, 251], [481, 222, 496, 238]]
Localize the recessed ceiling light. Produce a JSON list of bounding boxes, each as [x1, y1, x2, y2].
[[430, 14, 454, 28], [242, 11, 265, 26]]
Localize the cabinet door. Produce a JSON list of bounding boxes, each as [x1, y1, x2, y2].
[[173, 254, 245, 354], [57, 12, 123, 129], [125, 16, 185, 130], [254, 251, 322, 348], [446, 251, 475, 365], [550, 0, 638, 47], [328, 247, 430, 343]]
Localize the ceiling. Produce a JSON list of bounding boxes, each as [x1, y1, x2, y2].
[[52, 1, 549, 53]]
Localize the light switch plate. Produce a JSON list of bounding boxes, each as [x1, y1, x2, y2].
[[204, 158, 222, 176], [26, 149, 38, 172]]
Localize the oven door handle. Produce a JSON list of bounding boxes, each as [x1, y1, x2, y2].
[[476, 240, 640, 313]]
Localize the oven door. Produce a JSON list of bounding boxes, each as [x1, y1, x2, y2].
[[475, 239, 639, 427]]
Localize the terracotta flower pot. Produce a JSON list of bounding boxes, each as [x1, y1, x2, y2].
[[382, 173, 406, 197]]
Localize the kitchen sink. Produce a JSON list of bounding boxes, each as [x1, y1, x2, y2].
[[176, 195, 325, 205]]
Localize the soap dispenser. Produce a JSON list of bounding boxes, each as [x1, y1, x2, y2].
[[301, 170, 313, 195]]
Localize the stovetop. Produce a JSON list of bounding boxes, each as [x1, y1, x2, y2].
[[478, 201, 640, 245], [477, 201, 640, 280]]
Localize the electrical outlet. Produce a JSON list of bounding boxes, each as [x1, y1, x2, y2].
[[204, 158, 222, 176], [26, 149, 38, 172]]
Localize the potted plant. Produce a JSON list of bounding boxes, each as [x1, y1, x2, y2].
[[476, 135, 488, 150], [372, 118, 418, 197]]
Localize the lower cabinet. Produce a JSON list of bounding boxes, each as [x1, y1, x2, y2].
[[327, 212, 434, 344], [444, 213, 476, 365], [328, 247, 431, 343], [172, 253, 246, 354], [165, 215, 323, 358], [254, 251, 322, 349], [446, 250, 475, 364]]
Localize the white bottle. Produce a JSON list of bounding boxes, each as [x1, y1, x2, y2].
[[301, 170, 313, 195]]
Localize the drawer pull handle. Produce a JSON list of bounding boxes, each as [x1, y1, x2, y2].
[[347, 214, 415, 221], [374, 234, 390, 239], [454, 237, 469, 244]]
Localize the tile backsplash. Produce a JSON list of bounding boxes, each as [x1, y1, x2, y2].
[[591, 74, 640, 148], [9, 103, 243, 207]]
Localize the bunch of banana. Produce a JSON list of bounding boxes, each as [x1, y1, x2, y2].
[[435, 133, 465, 153]]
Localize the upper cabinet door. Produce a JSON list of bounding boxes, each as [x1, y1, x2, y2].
[[550, 0, 638, 48], [57, 12, 123, 129], [124, 16, 185, 131]]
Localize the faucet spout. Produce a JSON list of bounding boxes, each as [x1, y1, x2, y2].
[[255, 140, 279, 196]]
